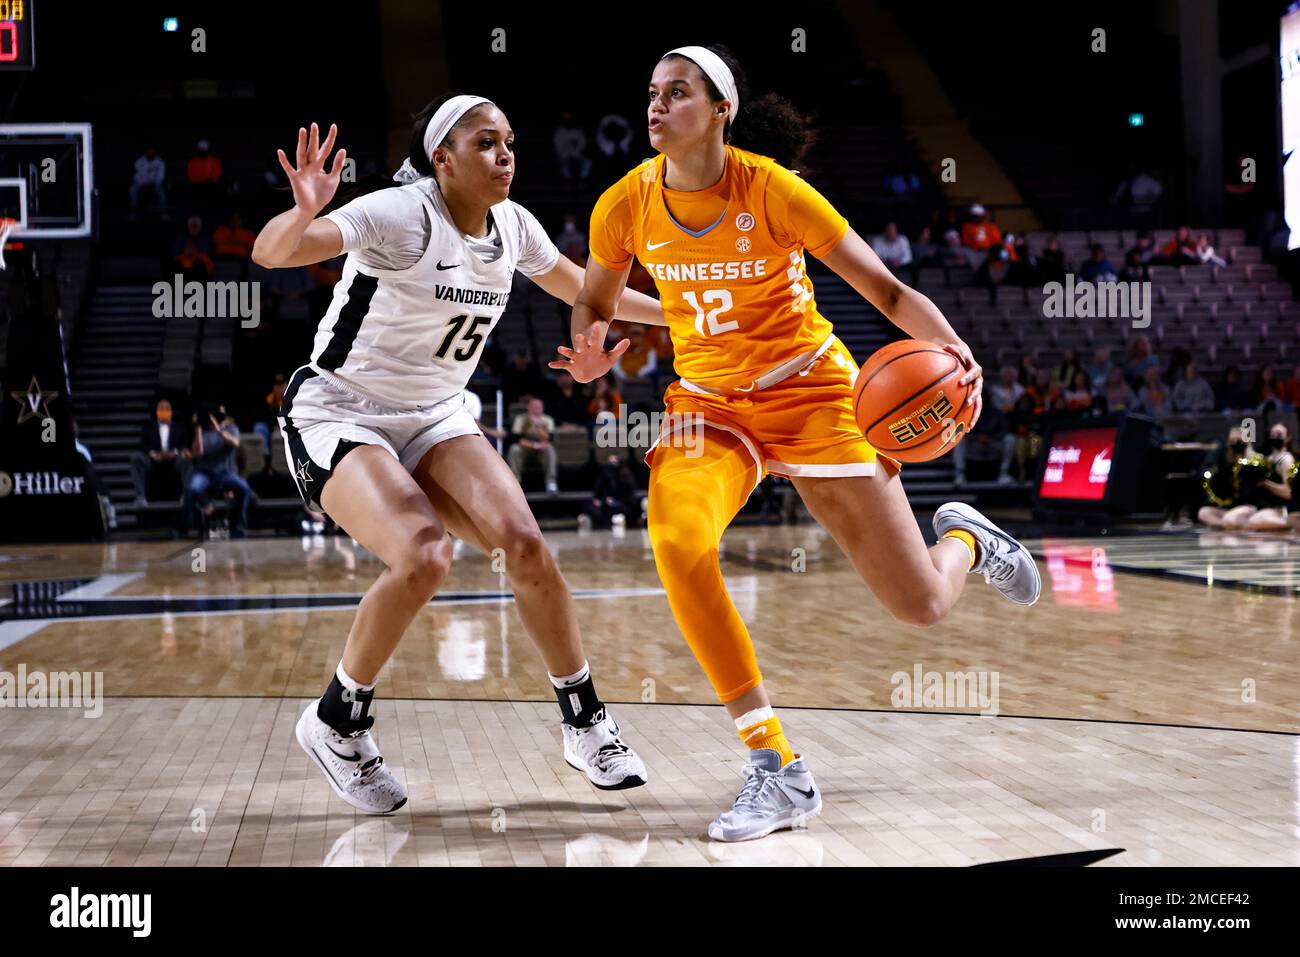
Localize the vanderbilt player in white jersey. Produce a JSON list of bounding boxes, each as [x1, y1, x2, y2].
[[252, 96, 666, 813]]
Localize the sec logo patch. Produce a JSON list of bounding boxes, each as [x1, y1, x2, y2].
[[735, 236, 752, 253]]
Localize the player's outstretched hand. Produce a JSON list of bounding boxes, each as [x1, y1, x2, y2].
[[548, 321, 630, 384], [277, 122, 347, 216]]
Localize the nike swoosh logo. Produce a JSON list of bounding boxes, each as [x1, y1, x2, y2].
[[742, 725, 768, 743], [646, 240, 674, 250], [436, 261, 460, 270], [788, 784, 816, 800], [938, 421, 967, 450], [734, 382, 756, 393], [325, 743, 362, 762]]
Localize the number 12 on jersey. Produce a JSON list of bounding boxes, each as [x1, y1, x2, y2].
[[683, 289, 737, 337], [434, 313, 492, 362]]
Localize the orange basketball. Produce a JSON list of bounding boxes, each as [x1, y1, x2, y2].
[[852, 339, 974, 463]]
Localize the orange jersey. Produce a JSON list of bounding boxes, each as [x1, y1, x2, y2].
[[590, 146, 849, 393]]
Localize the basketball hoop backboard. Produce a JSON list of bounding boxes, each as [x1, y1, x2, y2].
[[0, 123, 93, 238]]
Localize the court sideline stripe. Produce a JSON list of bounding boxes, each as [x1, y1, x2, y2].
[[43, 693, 1300, 738]]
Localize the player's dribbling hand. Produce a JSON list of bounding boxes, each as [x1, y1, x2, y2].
[[943, 341, 983, 430], [277, 122, 347, 216], [548, 320, 630, 384]]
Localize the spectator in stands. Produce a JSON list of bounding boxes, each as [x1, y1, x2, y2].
[[940, 229, 974, 270], [870, 222, 912, 271], [961, 203, 1002, 251], [587, 374, 623, 421], [1128, 169, 1164, 210], [256, 373, 289, 446], [952, 377, 1017, 486], [213, 211, 257, 263], [1126, 230, 1157, 267], [1052, 347, 1083, 393], [1026, 368, 1060, 413], [553, 112, 591, 180], [129, 147, 167, 217], [553, 214, 588, 264], [186, 139, 224, 214], [264, 262, 316, 320], [579, 452, 638, 530], [882, 156, 921, 197], [1063, 371, 1094, 412], [1279, 364, 1300, 407], [1018, 353, 1039, 387], [1078, 244, 1118, 283], [1007, 234, 1037, 285], [1114, 169, 1164, 214], [987, 365, 1028, 483], [1136, 366, 1171, 417], [989, 364, 1026, 414], [594, 113, 634, 180], [502, 351, 547, 404], [912, 226, 940, 268], [1157, 225, 1198, 265], [1008, 372, 1054, 480], [548, 370, 591, 426], [1119, 249, 1149, 283], [1216, 365, 1253, 412], [1086, 346, 1114, 392], [184, 405, 252, 537], [130, 399, 192, 506], [975, 243, 1012, 293], [508, 397, 559, 494], [1103, 366, 1137, 413], [1123, 335, 1159, 389], [1037, 234, 1068, 285], [1255, 365, 1283, 413], [173, 215, 215, 281], [1171, 361, 1215, 413], [612, 325, 658, 384], [1195, 232, 1227, 268], [1160, 347, 1190, 388]]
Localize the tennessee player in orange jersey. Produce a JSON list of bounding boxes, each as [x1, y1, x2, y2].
[[551, 44, 1041, 842]]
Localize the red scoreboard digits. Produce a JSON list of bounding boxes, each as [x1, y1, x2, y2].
[[0, 0, 35, 71]]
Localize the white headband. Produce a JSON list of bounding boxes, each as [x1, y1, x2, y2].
[[662, 46, 739, 124], [393, 94, 492, 184]]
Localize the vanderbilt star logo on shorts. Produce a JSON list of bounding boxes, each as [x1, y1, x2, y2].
[[296, 459, 315, 486]]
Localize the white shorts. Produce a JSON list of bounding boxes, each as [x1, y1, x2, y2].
[[278, 365, 482, 512]]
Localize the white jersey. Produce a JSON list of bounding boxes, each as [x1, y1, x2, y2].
[[312, 178, 559, 408]]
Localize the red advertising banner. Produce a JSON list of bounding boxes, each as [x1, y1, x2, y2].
[[1038, 427, 1117, 501]]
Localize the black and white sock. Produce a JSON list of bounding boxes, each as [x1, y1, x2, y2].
[[317, 662, 376, 734], [550, 660, 602, 727]]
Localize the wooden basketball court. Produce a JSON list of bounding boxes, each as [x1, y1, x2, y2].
[[1, 524, 1297, 866]]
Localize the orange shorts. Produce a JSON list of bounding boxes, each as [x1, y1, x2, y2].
[[645, 337, 896, 485]]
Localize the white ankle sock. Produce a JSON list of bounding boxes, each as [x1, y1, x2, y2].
[[733, 705, 775, 731], [549, 660, 590, 689], [336, 661, 375, 694]]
